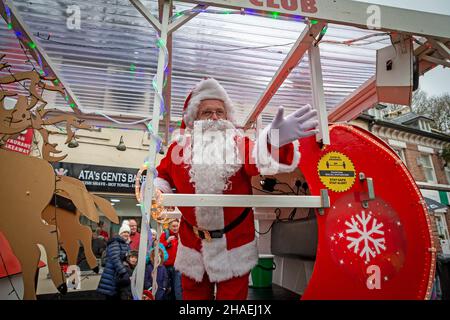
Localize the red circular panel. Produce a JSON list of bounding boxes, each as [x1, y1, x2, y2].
[[327, 195, 407, 284], [298, 124, 434, 300]]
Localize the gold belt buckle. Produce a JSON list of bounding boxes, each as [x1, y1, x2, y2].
[[203, 230, 212, 242], [193, 226, 212, 242]]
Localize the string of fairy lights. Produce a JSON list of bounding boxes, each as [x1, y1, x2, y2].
[[3, 2, 393, 129], [171, 6, 309, 23]]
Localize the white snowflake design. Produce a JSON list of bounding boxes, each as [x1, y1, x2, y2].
[[345, 211, 386, 262]]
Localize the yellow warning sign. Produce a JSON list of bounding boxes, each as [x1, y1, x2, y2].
[[318, 151, 356, 192]]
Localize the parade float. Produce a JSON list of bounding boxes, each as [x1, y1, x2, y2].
[[1, 0, 449, 300]]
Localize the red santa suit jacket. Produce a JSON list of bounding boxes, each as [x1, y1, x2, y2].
[[154, 126, 301, 283]]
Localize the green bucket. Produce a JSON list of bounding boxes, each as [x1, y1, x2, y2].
[[250, 254, 276, 288]]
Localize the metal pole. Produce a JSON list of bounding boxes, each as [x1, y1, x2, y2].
[[129, 0, 161, 32], [135, 0, 171, 301], [161, 2, 173, 147], [161, 193, 330, 208], [308, 44, 330, 145]]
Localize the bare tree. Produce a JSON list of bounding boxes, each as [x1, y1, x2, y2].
[[411, 90, 430, 110], [412, 92, 450, 133], [381, 89, 429, 118], [383, 89, 449, 133]]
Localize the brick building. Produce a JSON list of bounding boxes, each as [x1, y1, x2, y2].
[[351, 105, 450, 257]]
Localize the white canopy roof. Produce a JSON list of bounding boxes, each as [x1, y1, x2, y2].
[[1, 0, 396, 127]]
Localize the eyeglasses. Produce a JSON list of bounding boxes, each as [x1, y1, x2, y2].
[[199, 109, 226, 119]]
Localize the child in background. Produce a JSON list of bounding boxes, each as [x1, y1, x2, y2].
[[150, 228, 168, 262], [144, 247, 169, 300], [117, 250, 138, 300]]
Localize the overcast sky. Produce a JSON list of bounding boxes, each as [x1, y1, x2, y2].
[[356, 0, 449, 97]]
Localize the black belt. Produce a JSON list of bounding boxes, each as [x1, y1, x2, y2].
[[182, 207, 251, 241]]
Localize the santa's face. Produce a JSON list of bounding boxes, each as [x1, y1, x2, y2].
[[188, 118, 242, 194], [196, 99, 227, 121]]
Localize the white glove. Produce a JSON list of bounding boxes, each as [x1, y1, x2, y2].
[[268, 105, 319, 148]]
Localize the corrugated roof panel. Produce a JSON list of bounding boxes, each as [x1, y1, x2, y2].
[[1, 0, 391, 126]]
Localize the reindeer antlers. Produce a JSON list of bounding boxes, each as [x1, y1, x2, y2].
[[0, 60, 91, 162], [41, 115, 91, 143], [0, 54, 10, 71]]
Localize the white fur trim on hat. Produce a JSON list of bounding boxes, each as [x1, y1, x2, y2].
[[119, 220, 131, 235], [183, 78, 236, 127]]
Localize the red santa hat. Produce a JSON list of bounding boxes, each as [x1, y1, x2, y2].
[[180, 78, 236, 129]]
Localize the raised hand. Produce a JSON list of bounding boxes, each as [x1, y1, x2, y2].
[[268, 104, 319, 147]]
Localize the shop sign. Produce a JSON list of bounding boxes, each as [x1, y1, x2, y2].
[[2, 129, 33, 155], [52, 162, 146, 193]]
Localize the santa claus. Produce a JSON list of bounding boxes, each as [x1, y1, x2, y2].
[[154, 78, 318, 300]]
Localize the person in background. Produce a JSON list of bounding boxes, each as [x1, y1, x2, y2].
[[144, 247, 169, 300], [128, 219, 140, 251], [97, 220, 109, 241], [92, 228, 107, 259], [97, 220, 131, 300], [160, 219, 182, 300], [118, 250, 139, 300], [150, 228, 168, 263]]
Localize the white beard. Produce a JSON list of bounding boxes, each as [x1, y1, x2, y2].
[[188, 120, 242, 194]]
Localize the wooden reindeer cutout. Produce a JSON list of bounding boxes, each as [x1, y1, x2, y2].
[[56, 176, 99, 224], [41, 206, 97, 272], [0, 54, 90, 162], [0, 149, 67, 300], [41, 193, 119, 272], [0, 56, 121, 299]]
